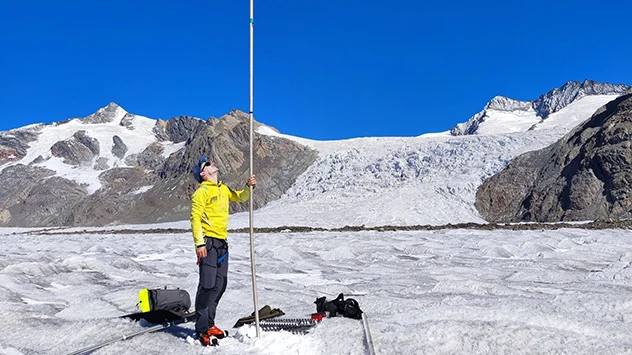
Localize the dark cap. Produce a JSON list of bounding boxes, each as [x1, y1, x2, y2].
[[192, 156, 208, 183]]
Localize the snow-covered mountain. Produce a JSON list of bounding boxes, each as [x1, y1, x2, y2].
[[450, 79, 631, 135], [0, 80, 629, 227], [0, 103, 185, 193], [0, 105, 316, 226]]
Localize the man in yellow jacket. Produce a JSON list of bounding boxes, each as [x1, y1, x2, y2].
[[190, 156, 256, 346]]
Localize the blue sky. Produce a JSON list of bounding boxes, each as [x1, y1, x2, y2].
[[1, 0, 630, 140]]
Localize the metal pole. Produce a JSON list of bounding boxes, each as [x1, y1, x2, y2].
[[362, 313, 376, 355], [66, 323, 169, 355], [248, 0, 261, 338]]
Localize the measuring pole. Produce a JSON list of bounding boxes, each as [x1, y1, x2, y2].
[[248, 0, 261, 338]]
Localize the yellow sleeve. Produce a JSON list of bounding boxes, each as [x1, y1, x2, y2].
[[228, 185, 251, 203], [190, 188, 206, 248]]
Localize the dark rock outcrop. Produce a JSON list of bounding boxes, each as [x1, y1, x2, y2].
[[50, 131, 99, 165], [0, 164, 56, 207], [0, 164, 87, 227], [0, 136, 30, 164], [125, 142, 166, 171], [119, 113, 136, 130], [153, 116, 203, 143], [0, 128, 40, 164], [94, 157, 110, 170], [73, 131, 100, 155], [30, 155, 47, 164], [112, 135, 127, 159], [476, 94, 632, 222], [15, 177, 88, 226], [65, 167, 158, 226]]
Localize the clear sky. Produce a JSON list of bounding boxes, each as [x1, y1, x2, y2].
[[1, 0, 630, 140]]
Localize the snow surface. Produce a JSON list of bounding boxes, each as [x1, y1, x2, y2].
[[531, 95, 619, 132], [473, 109, 540, 135], [0, 226, 631, 354]]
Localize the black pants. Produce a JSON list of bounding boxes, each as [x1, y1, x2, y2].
[[195, 237, 228, 334]]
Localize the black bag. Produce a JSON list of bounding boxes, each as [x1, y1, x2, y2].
[[138, 287, 191, 314], [314, 293, 363, 320], [342, 298, 363, 320]]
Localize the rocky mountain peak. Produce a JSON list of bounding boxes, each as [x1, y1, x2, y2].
[[82, 102, 126, 124], [205, 109, 260, 136], [210, 109, 249, 124], [533, 80, 631, 119], [451, 80, 631, 136], [484, 96, 533, 112]]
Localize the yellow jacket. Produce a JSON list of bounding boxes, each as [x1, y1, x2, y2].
[[190, 180, 251, 248]]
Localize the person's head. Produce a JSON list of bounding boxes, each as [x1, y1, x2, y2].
[[193, 156, 219, 183]]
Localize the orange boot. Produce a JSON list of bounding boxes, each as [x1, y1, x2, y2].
[[196, 332, 218, 346], [207, 325, 228, 339]]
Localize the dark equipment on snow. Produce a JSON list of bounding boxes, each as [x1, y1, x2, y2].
[[233, 305, 285, 327], [314, 293, 363, 320], [122, 309, 195, 324], [259, 318, 318, 334], [137, 287, 191, 314]]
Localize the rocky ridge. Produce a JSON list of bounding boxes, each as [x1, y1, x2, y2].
[[476, 93, 632, 222]]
